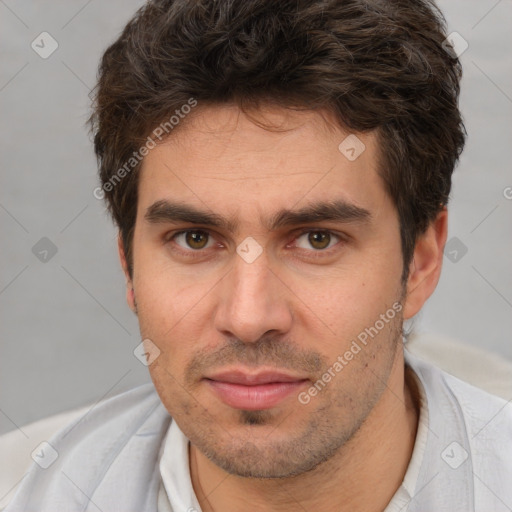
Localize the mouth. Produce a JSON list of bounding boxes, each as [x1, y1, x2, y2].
[[204, 369, 309, 410]]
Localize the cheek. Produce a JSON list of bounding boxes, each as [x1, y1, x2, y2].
[[133, 271, 215, 376], [295, 261, 401, 351], [133, 248, 203, 325]]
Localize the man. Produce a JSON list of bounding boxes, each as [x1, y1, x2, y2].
[[6, 0, 512, 511]]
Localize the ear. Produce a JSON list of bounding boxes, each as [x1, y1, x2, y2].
[[403, 208, 448, 319], [118, 234, 136, 314]]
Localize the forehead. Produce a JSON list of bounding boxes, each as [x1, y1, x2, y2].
[[137, 104, 389, 221]]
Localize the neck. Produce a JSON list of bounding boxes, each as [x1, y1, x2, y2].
[[190, 350, 419, 512]]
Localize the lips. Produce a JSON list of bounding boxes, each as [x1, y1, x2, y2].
[[204, 369, 308, 410]]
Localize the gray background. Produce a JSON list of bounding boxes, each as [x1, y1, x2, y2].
[[1, 0, 511, 436]]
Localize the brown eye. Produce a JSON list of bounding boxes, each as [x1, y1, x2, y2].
[[294, 230, 341, 252], [307, 231, 331, 250], [173, 230, 212, 250], [185, 231, 209, 249]]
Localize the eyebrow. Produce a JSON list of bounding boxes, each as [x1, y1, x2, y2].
[[144, 199, 372, 232]]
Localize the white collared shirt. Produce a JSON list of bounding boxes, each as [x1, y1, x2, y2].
[[158, 351, 512, 511], [5, 350, 512, 511]]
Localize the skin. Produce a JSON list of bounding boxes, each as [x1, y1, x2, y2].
[[119, 104, 447, 511]]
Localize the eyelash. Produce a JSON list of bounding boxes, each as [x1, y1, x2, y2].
[[166, 229, 347, 259]]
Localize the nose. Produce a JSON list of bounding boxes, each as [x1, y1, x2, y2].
[[213, 249, 293, 343]]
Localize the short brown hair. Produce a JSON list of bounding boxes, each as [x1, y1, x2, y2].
[[90, 0, 465, 282]]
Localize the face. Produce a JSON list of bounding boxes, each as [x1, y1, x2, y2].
[[128, 105, 407, 478]]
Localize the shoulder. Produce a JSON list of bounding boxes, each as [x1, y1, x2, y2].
[[406, 349, 512, 440], [441, 370, 512, 487], [45, 382, 171, 457], [4, 383, 172, 512], [406, 350, 512, 509]]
